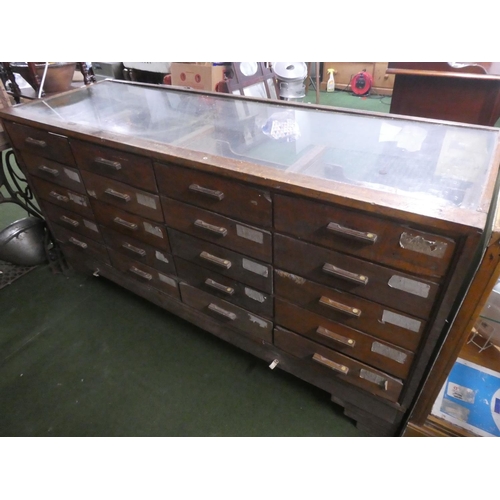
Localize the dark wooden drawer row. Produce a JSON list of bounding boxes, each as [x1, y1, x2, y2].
[[21, 151, 85, 194], [175, 257, 273, 318], [154, 162, 273, 228], [71, 139, 158, 193], [274, 233, 439, 320], [274, 327, 403, 403], [41, 201, 103, 243], [274, 193, 456, 279], [31, 176, 94, 219], [180, 283, 273, 344], [275, 298, 413, 380], [169, 229, 273, 294], [162, 197, 272, 263], [274, 269, 425, 353], [82, 170, 163, 222], [3, 121, 76, 167]]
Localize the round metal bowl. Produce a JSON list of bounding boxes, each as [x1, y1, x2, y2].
[[0, 217, 47, 266], [10, 62, 76, 93]]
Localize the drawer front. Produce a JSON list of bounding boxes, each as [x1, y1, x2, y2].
[[169, 229, 273, 294], [41, 201, 103, 243], [101, 226, 176, 275], [4, 121, 76, 166], [275, 234, 439, 320], [179, 282, 272, 343], [108, 249, 180, 299], [71, 139, 157, 192], [30, 176, 94, 219], [274, 327, 403, 403], [81, 170, 163, 222], [162, 197, 272, 263], [91, 200, 170, 251], [275, 270, 425, 352], [21, 151, 85, 194], [175, 257, 273, 318], [275, 298, 413, 380], [154, 162, 272, 227], [274, 194, 455, 279], [50, 224, 110, 264]]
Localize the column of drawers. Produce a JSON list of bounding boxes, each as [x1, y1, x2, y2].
[[154, 162, 275, 344], [70, 139, 180, 300], [3, 121, 111, 271], [272, 193, 456, 403]]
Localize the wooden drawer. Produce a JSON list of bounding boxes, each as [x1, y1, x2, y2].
[[30, 176, 94, 219], [50, 224, 110, 264], [179, 282, 272, 343], [81, 170, 163, 222], [275, 270, 425, 352], [41, 201, 103, 243], [275, 298, 414, 380], [108, 249, 180, 299], [71, 139, 157, 192], [91, 200, 170, 251], [154, 162, 272, 227], [275, 233, 439, 320], [21, 151, 85, 194], [101, 226, 176, 276], [3, 121, 76, 166], [175, 257, 273, 318], [274, 327, 403, 403], [162, 197, 272, 263], [274, 194, 456, 279], [169, 229, 273, 294]]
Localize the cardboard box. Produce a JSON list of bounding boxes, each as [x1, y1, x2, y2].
[[170, 63, 226, 92], [432, 357, 500, 437]]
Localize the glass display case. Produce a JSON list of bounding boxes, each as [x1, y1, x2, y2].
[[2, 80, 500, 436]]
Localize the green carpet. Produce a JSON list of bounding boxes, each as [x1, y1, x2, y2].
[[0, 266, 366, 436], [304, 89, 392, 113]]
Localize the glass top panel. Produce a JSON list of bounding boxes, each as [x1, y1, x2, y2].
[[16, 80, 499, 211]]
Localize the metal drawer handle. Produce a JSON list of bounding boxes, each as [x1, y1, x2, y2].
[[122, 242, 146, 257], [49, 191, 69, 203], [205, 278, 235, 296], [194, 219, 227, 236], [68, 236, 87, 249], [60, 215, 79, 227], [312, 353, 349, 374], [38, 165, 59, 176], [316, 326, 355, 347], [326, 222, 377, 243], [208, 303, 237, 320], [322, 263, 368, 285], [199, 251, 231, 269], [129, 266, 152, 281], [95, 157, 122, 170], [25, 137, 46, 148], [319, 296, 361, 317], [105, 188, 131, 202], [189, 183, 225, 201], [113, 217, 138, 230]]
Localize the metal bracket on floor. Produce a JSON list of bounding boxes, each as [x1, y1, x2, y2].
[[269, 359, 279, 370]]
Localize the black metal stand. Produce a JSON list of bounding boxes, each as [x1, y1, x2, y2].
[[0, 148, 69, 275]]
